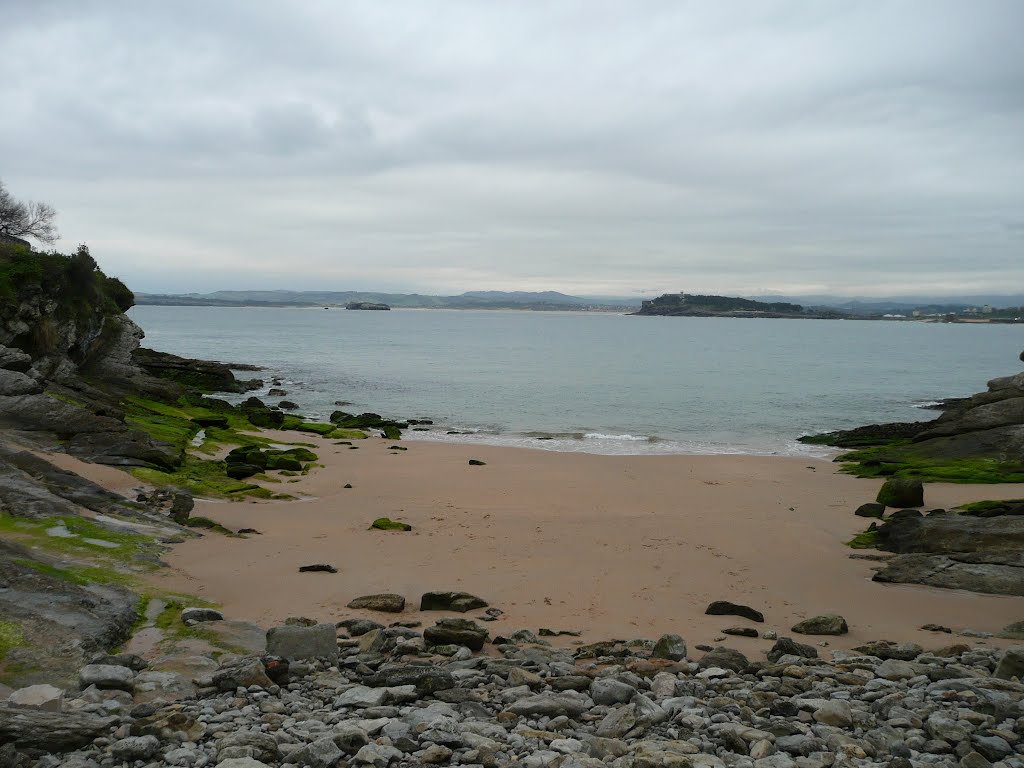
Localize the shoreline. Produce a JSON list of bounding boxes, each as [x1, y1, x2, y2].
[[144, 433, 1024, 653]]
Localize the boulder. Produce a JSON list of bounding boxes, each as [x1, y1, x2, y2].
[[0, 710, 115, 751], [698, 647, 749, 672], [420, 591, 489, 612], [79, 663, 135, 692], [651, 633, 687, 661], [705, 600, 764, 622], [0, 369, 41, 396], [423, 618, 489, 651], [265, 623, 338, 661], [876, 478, 924, 508], [347, 593, 406, 613], [994, 646, 1024, 680], [169, 492, 193, 524], [851, 640, 922, 661], [366, 665, 455, 694], [370, 517, 412, 531], [723, 626, 759, 638], [0, 345, 32, 372], [181, 607, 223, 623], [767, 637, 818, 662], [505, 692, 592, 718], [791, 614, 848, 636], [6, 684, 63, 712], [111, 735, 161, 761], [855, 503, 886, 518], [211, 657, 274, 692]]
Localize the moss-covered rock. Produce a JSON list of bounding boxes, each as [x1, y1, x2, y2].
[[370, 518, 412, 532], [877, 478, 924, 508]]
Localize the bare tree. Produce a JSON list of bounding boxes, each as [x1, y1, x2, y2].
[[0, 179, 59, 244]]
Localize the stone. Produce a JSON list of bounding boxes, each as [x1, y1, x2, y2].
[[217, 760, 271, 768], [971, 736, 1012, 762], [347, 593, 406, 612], [791, 614, 848, 635], [851, 640, 922, 660], [420, 590, 489, 612], [698, 646, 749, 671], [265, 623, 338, 661], [298, 563, 338, 573], [78, 664, 134, 692], [506, 692, 592, 718], [876, 478, 924, 508], [180, 606, 223, 623], [169, 492, 194, 524], [998, 619, 1024, 639], [767, 637, 818, 662], [339, 618, 384, 636], [723, 626, 759, 637], [706, 600, 764, 622], [876, 659, 918, 680], [0, 710, 115, 751], [591, 678, 637, 705], [814, 700, 853, 728], [292, 736, 343, 768], [211, 657, 274, 691], [6, 684, 63, 711], [855, 503, 886, 518], [424, 617, 489, 650], [110, 735, 161, 761], [652, 633, 687, 661], [366, 665, 455, 694], [994, 645, 1024, 680]]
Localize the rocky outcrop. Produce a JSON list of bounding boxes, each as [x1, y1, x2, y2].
[[869, 509, 1024, 596], [132, 347, 262, 393]]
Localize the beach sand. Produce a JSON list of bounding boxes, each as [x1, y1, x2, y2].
[[146, 433, 1024, 652]]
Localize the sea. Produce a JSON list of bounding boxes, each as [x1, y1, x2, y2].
[[128, 306, 1023, 457]]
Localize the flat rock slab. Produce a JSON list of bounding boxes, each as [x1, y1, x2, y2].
[[266, 623, 338, 661], [0, 709, 115, 750]]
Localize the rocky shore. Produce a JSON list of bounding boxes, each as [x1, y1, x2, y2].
[[1, 605, 1023, 768]]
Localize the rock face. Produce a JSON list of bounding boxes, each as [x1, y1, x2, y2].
[[870, 510, 1024, 596]]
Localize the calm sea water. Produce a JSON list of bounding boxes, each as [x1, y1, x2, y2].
[[128, 306, 1022, 456]]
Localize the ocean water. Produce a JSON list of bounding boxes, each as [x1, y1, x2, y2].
[[128, 306, 1022, 456]]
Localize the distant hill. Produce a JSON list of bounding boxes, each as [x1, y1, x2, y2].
[[135, 289, 640, 311], [750, 293, 1024, 315]]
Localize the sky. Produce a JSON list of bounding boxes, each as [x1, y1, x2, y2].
[[2, 1, 1023, 297]]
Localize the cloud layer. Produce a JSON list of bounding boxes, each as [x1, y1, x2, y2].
[[2, 1, 1022, 296]]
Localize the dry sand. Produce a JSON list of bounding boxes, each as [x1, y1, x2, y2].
[[146, 434, 1024, 652]]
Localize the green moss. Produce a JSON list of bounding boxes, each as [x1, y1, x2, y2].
[[370, 517, 412, 531], [0, 620, 26, 661], [132, 455, 268, 499], [847, 530, 879, 549], [381, 425, 402, 440], [958, 498, 1024, 513], [834, 445, 1024, 484], [45, 390, 89, 408], [328, 428, 368, 440], [0, 512, 159, 564]]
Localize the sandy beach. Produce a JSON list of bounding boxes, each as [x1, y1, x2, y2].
[[137, 432, 1024, 652]]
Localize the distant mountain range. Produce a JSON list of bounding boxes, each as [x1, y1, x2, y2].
[[133, 289, 1024, 315]]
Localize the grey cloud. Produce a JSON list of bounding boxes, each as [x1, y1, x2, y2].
[[1, 0, 1022, 296]]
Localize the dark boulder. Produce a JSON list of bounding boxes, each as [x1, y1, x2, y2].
[[420, 591, 489, 612], [705, 600, 764, 623], [792, 614, 848, 636], [767, 637, 818, 662], [855, 503, 886, 518], [698, 646, 750, 672], [423, 618, 489, 651], [226, 463, 261, 480]]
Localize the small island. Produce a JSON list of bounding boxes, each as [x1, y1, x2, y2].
[[345, 301, 391, 310], [634, 292, 843, 319]]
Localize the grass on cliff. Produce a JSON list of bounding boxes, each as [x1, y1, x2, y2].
[[0, 621, 26, 662], [832, 444, 1024, 484]]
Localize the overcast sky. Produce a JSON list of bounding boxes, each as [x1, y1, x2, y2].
[[2, 1, 1022, 297]]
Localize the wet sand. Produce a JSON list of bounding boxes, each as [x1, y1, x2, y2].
[[146, 434, 1024, 652]]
